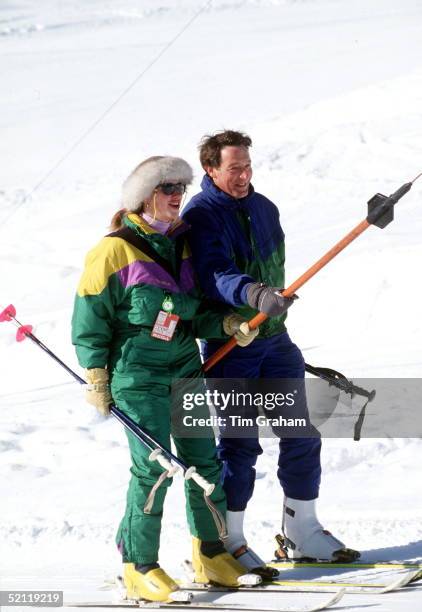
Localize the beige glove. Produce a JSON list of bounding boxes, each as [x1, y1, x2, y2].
[[223, 313, 259, 347], [85, 368, 112, 416]]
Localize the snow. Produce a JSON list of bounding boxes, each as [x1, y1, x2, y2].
[[1, 0, 422, 610]]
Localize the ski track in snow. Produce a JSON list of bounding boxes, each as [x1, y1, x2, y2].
[[1, 1, 422, 610]]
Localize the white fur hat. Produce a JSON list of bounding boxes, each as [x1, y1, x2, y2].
[[122, 156, 193, 211]]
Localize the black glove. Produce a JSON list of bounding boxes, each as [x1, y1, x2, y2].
[[246, 283, 296, 317]]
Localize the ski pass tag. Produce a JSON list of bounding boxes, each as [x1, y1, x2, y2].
[[151, 310, 180, 342]]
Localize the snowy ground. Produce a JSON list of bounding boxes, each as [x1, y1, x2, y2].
[[1, 1, 422, 610]]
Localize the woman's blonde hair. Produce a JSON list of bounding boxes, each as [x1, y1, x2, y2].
[[109, 208, 129, 231]]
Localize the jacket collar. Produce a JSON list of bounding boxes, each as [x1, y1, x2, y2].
[[125, 213, 189, 240], [200, 174, 255, 209]]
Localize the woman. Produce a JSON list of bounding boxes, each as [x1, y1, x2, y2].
[[71, 156, 258, 602]]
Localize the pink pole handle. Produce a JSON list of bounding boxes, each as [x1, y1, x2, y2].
[[0, 304, 16, 322]]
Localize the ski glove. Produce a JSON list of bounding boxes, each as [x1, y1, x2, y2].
[[85, 368, 112, 416], [246, 283, 296, 318], [223, 313, 259, 347]]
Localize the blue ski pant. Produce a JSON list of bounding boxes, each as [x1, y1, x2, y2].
[[203, 332, 321, 511]]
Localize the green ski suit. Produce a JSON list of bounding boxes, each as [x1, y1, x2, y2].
[[72, 213, 229, 564]]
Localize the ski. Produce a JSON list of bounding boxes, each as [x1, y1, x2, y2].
[[272, 567, 421, 592], [271, 560, 422, 571], [179, 568, 420, 595], [181, 557, 421, 592], [65, 588, 345, 612]]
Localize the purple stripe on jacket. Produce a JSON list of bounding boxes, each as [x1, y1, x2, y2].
[[117, 259, 195, 293]]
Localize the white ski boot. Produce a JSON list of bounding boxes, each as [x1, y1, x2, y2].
[[225, 510, 278, 579], [281, 497, 360, 562]]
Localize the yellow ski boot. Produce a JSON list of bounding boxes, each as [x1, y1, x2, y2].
[[123, 563, 179, 602], [192, 538, 260, 587]]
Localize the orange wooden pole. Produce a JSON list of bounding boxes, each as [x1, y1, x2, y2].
[[203, 218, 370, 372]]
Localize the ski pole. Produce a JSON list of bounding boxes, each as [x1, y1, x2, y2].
[[203, 175, 421, 372], [0, 304, 214, 495]]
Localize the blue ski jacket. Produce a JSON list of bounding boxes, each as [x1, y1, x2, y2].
[[182, 175, 287, 338]]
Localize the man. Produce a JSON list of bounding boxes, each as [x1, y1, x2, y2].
[[182, 130, 358, 575]]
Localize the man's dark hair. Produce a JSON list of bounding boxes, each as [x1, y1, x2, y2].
[[199, 130, 252, 169]]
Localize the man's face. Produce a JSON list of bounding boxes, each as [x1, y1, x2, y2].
[[207, 146, 252, 199]]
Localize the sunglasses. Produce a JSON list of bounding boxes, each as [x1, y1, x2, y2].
[[157, 182, 187, 195]]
